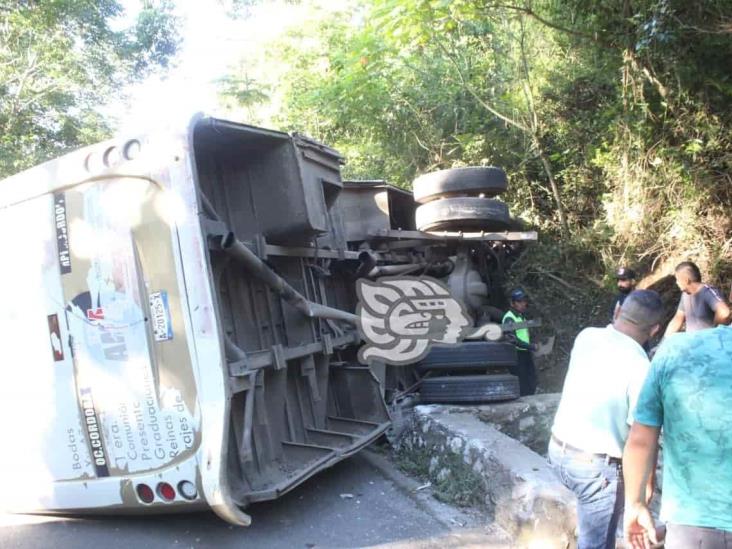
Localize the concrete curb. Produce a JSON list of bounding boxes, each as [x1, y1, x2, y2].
[[396, 403, 577, 548]]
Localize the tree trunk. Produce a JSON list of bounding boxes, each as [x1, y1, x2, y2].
[[535, 142, 570, 237]]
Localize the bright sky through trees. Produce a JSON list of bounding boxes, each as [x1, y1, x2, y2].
[[113, 0, 320, 132]]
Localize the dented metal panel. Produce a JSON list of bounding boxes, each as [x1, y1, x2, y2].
[[0, 115, 392, 525]]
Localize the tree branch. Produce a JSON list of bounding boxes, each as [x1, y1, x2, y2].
[[483, 2, 607, 45], [671, 15, 732, 35], [433, 37, 531, 134]]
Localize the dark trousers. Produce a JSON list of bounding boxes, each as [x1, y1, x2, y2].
[[667, 524, 732, 549], [510, 350, 536, 396]]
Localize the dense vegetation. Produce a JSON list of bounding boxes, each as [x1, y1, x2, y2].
[[0, 0, 179, 177], [222, 0, 732, 290], [1, 1, 728, 386], [2, 1, 730, 323]]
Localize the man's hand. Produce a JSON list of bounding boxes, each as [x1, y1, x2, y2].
[[533, 336, 555, 358], [624, 502, 657, 549], [623, 424, 663, 548]]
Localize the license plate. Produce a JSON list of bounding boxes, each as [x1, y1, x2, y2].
[[149, 290, 173, 342]]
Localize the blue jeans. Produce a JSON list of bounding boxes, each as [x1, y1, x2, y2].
[[548, 439, 624, 549]]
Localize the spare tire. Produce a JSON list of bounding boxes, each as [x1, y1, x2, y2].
[[413, 167, 507, 204], [420, 374, 520, 403], [415, 197, 510, 232]]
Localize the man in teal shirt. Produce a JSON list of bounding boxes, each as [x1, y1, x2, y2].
[[623, 325, 732, 548]]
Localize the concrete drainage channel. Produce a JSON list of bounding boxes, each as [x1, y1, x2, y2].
[[392, 394, 578, 548]]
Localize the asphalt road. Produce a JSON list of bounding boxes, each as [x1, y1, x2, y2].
[[0, 452, 507, 549]]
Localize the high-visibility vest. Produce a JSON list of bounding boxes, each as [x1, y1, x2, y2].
[[502, 309, 530, 345]]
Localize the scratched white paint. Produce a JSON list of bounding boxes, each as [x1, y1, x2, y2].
[[0, 115, 233, 517], [0, 194, 95, 506]]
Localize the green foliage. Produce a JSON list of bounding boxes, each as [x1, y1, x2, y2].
[[0, 0, 180, 178], [221, 0, 732, 282]]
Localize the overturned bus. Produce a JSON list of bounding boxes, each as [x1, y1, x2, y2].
[[0, 115, 535, 525]]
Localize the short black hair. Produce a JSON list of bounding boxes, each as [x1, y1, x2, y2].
[[675, 261, 702, 282], [618, 290, 664, 329]]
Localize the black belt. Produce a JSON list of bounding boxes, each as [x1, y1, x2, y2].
[[551, 435, 622, 466]]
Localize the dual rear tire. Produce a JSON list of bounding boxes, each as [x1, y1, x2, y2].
[[412, 169, 518, 403], [413, 167, 511, 232]]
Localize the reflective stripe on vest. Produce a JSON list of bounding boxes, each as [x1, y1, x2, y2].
[[502, 310, 530, 345]]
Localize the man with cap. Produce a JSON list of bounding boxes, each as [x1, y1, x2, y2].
[[502, 288, 537, 396], [612, 267, 638, 321], [549, 290, 664, 549]]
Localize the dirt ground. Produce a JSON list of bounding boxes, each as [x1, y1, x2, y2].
[[519, 270, 681, 394]]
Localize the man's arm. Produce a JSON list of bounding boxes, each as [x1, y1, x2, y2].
[[627, 364, 656, 503], [701, 286, 731, 326], [623, 423, 661, 549], [713, 300, 731, 326], [663, 309, 685, 337]]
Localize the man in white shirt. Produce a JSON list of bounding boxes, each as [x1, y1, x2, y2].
[[549, 290, 664, 549]]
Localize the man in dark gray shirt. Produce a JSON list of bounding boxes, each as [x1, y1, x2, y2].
[[664, 261, 731, 336]]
